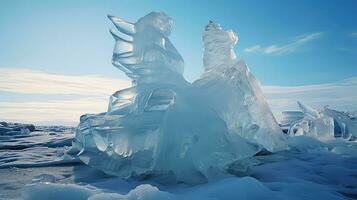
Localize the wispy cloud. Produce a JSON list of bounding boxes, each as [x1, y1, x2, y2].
[[243, 45, 262, 53], [0, 68, 130, 96], [349, 32, 357, 38], [263, 77, 357, 120], [0, 68, 131, 125], [244, 32, 323, 55], [0, 97, 108, 126]]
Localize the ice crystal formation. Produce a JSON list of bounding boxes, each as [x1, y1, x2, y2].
[[75, 12, 288, 184], [286, 101, 357, 140]]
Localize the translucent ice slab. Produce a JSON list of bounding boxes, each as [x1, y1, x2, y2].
[[75, 12, 287, 184]]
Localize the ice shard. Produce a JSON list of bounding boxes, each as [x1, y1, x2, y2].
[[323, 108, 357, 139], [75, 12, 287, 184], [287, 102, 357, 140], [288, 102, 335, 139]]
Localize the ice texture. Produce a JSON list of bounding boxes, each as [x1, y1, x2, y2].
[[288, 102, 334, 139], [279, 111, 304, 134], [0, 121, 35, 135], [202, 21, 237, 71], [280, 111, 304, 126], [108, 12, 185, 85], [196, 21, 287, 152], [2, 122, 353, 199], [323, 108, 357, 138], [287, 102, 357, 139], [74, 12, 287, 184]]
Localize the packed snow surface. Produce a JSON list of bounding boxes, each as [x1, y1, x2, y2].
[[1, 123, 356, 199]]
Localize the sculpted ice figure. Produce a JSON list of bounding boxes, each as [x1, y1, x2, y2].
[[195, 21, 288, 152], [75, 12, 190, 182], [75, 12, 287, 184], [107, 12, 188, 115]]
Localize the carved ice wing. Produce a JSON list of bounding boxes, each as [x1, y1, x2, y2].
[[108, 15, 135, 36], [108, 15, 139, 76], [108, 12, 185, 84]]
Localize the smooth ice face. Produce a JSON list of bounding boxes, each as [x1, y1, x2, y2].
[[323, 108, 357, 138], [75, 13, 288, 184]]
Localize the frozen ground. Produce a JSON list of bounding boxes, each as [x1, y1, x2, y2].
[[0, 124, 356, 199]]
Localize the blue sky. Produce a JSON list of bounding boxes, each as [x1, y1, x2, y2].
[[0, 0, 357, 125]]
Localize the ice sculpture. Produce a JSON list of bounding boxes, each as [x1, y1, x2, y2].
[[288, 102, 334, 139], [75, 12, 287, 184], [288, 102, 357, 139]]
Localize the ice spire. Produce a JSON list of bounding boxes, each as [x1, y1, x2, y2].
[[202, 21, 238, 71]]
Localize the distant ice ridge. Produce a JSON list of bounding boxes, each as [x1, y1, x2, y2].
[[75, 12, 287, 184], [0, 121, 35, 135], [0, 124, 79, 170]]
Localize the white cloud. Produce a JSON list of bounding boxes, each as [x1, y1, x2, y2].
[[0, 97, 108, 126], [0, 68, 131, 125], [243, 45, 262, 53], [262, 77, 357, 120], [244, 32, 323, 55], [1, 68, 356, 126], [0, 68, 130, 96]]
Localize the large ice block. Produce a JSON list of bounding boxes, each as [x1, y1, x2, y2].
[[75, 12, 287, 184], [323, 108, 357, 138]]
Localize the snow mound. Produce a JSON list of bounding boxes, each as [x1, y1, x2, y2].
[[22, 174, 349, 200]]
